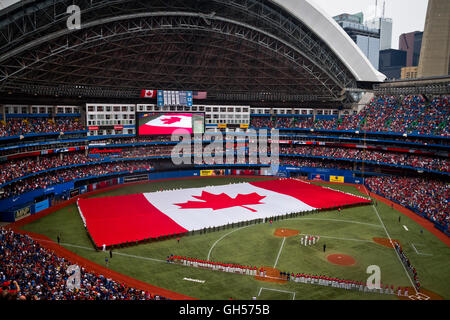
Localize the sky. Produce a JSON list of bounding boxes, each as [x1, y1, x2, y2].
[[310, 0, 429, 49], [0, 0, 429, 49]]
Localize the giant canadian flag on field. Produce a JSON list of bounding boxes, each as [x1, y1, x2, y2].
[[77, 179, 371, 247], [138, 113, 193, 135]]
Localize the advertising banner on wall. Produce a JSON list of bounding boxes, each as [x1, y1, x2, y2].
[[200, 170, 214, 176], [34, 199, 50, 213], [276, 171, 288, 177], [70, 188, 80, 198], [259, 167, 273, 176], [123, 174, 149, 183], [14, 206, 31, 221], [329, 175, 345, 183], [310, 174, 326, 181]]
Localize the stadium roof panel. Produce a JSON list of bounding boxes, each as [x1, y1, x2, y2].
[[272, 0, 386, 83], [0, 0, 20, 11]]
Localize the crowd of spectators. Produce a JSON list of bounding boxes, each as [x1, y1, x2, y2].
[[0, 154, 351, 198], [274, 117, 337, 130], [90, 146, 174, 160], [0, 228, 167, 300], [278, 132, 448, 147], [0, 161, 154, 199], [0, 153, 93, 185], [388, 96, 448, 136], [279, 158, 353, 171], [251, 95, 449, 136], [0, 147, 176, 187], [90, 144, 449, 172], [0, 141, 87, 158], [365, 176, 449, 231], [280, 146, 449, 173], [0, 118, 84, 137], [0, 143, 448, 198], [91, 136, 174, 145]]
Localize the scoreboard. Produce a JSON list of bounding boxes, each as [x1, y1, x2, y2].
[[157, 90, 193, 107]]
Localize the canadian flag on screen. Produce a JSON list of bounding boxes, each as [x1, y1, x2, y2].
[[140, 90, 156, 98], [139, 113, 193, 135], [77, 179, 371, 247]]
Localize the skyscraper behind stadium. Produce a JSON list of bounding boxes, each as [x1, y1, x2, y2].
[[399, 31, 423, 67], [417, 0, 450, 77], [333, 12, 381, 70]]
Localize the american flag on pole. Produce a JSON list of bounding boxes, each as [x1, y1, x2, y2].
[[193, 91, 207, 100]]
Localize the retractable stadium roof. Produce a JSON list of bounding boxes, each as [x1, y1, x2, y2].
[[0, 0, 385, 102]]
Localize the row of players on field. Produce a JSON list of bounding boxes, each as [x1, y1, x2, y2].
[[167, 255, 411, 296]]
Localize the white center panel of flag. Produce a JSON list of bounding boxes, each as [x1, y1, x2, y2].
[[142, 183, 315, 232]]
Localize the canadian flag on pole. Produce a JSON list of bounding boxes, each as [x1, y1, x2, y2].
[[77, 179, 371, 247], [140, 90, 156, 98]]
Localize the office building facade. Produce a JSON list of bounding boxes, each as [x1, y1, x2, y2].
[[399, 31, 423, 67], [334, 13, 381, 70], [379, 49, 407, 80]]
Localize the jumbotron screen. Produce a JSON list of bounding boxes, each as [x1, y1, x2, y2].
[[136, 112, 205, 136]]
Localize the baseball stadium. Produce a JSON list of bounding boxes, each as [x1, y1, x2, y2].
[[0, 0, 449, 305]]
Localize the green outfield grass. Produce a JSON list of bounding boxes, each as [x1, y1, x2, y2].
[[20, 177, 450, 300]]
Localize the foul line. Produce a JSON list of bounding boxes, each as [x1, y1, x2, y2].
[[258, 287, 296, 300], [410, 243, 433, 256], [110, 251, 166, 263], [371, 204, 418, 293], [31, 237, 166, 263], [207, 225, 253, 261], [273, 237, 286, 268]]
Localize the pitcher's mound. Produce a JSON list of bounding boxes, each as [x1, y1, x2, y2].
[[274, 228, 299, 237], [254, 267, 287, 284], [327, 254, 356, 266], [373, 238, 402, 249]]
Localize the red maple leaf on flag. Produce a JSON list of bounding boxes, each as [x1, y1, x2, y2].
[[175, 192, 266, 212], [161, 117, 182, 125]]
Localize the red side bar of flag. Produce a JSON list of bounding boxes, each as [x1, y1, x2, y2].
[[77, 194, 188, 247]]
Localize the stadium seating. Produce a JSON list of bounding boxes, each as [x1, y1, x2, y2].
[[280, 146, 449, 172], [0, 228, 167, 300], [0, 117, 84, 137], [251, 95, 450, 137], [365, 176, 449, 232], [0, 160, 154, 199], [0, 141, 448, 200], [0, 94, 448, 240]]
